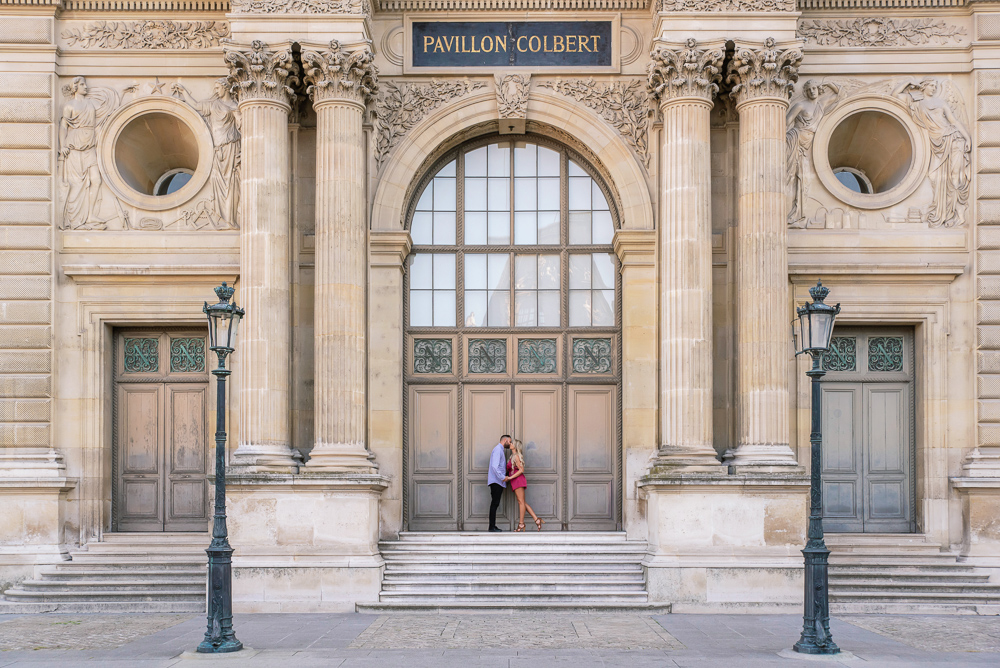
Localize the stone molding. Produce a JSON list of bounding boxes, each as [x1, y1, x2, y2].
[[369, 230, 412, 268], [726, 37, 802, 107], [302, 40, 378, 108], [538, 78, 652, 168], [495, 73, 530, 120], [613, 229, 656, 267], [224, 40, 299, 108], [797, 18, 967, 48], [231, 0, 369, 13], [58, 0, 228, 9], [373, 78, 487, 171], [62, 20, 229, 49], [378, 0, 646, 8], [659, 0, 794, 10], [647, 38, 725, 105]]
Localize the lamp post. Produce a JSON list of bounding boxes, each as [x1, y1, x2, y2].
[[197, 282, 244, 654], [792, 280, 841, 656]]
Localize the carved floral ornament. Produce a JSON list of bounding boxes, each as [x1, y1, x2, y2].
[[726, 37, 803, 106], [797, 18, 967, 48], [495, 74, 531, 119], [647, 38, 724, 103], [301, 40, 378, 106], [659, 0, 793, 10], [62, 20, 229, 49], [224, 40, 299, 106], [230, 0, 370, 14]]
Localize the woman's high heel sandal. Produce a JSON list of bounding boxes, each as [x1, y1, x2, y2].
[[516, 523, 525, 532], [535, 518, 545, 531]]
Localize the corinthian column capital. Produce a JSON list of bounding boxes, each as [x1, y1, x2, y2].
[[647, 38, 725, 105], [224, 39, 299, 108], [725, 37, 803, 108], [301, 40, 379, 108]]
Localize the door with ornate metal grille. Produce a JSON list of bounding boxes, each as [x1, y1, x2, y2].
[[404, 137, 621, 531], [820, 327, 916, 533], [113, 329, 211, 532]]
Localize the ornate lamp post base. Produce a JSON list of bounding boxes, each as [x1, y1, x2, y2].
[[197, 544, 243, 654]]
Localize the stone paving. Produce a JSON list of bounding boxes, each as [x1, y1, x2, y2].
[[0, 612, 998, 666]]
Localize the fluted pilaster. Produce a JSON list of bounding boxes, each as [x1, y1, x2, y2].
[[647, 39, 724, 469], [225, 40, 300, 473], [301, 41, 379, 472], [726, 38, 803, 467]]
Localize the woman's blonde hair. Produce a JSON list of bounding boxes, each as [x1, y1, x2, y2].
[[512, 439, 525, 471]]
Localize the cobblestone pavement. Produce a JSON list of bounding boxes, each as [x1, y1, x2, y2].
[[0, 612, 999, 667], [0, 613, 192, 651], [349, 614, 683, 650], [840, 614, 1000, 652]]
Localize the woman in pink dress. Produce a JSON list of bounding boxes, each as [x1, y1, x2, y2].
[[504, 439, 545, 531]]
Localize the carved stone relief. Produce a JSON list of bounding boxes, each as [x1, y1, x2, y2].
[[58, 76, 242, 231], [495, 73, 530, 119], [224, 40, 299, 107], [659, 0, 794, 11], [786, 77, 971, 229], [230, 0, 370, 14], [373, 78, 487, 170], [726, 38, 802, 106], [647, 38, 725, 103], [798, 18, 967, 47], [302, 40, 379, 106], [538, 78, 651, 168], [62, 21, 229, 49]]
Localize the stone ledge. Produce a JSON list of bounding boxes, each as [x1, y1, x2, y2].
[[222, 471, 390, 492], [0, 477, 76, 492], [952, 476, 1000, 490], [639, 470, 809, 491]]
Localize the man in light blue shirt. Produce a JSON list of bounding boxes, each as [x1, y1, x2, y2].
[[487, 434, 512, 532]]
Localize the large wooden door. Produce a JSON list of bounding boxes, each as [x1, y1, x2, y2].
[[821, 328, 915, 533], [114, 330, 210, 532]]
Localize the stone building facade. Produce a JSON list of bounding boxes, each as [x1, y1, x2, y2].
[[0, 0, 998, 613]]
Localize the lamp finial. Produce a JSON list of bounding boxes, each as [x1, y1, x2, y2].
[[214, 282, 235, 303], [809, 279, 830, 304]]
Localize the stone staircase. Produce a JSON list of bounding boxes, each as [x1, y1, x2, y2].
[[358, 531, 668, 612], [828, 534, 1000, 615], [0, 533, 207, 613]]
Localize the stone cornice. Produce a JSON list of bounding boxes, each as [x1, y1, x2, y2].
[[301, 40, 378, 107], [647, 38, 725, 106], [726, 37, 802, 108], [224, 39, 298, 108], [613, 229, 656, 267], [369, 230, 412, 268]]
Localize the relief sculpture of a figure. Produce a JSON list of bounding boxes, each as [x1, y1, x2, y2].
[[785, 80, 841, 227], [893, 78, 971, 227], [172, 79, 241, 229], [58, 76, 121, 230]]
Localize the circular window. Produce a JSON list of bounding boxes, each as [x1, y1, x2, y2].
[[827, 110, 912, 195], [98, 97, 213, 212], [813, 98, 928, 211]]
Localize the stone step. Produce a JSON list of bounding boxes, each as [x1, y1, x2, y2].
[[828, 581, 1000, 594], [827, 554, 958, 565], [68, 554, 206, 565], [378, 590, 649, 602], [383, 564, 642, 575], [830, 602, 1000, 615], [381, 581, 646, 592], [831, 591, 1000, 603], [358, 601, 672, 614], [14, 579, 206, 593], [42, 567, 205, 578], [383, 571, 642, 581], [380, 546, 648, 557], [381, 554, 644, 564], [2, 589, 205, 603], [391, 532, 631, 543], [829, 572, 991, 584], [98, 532, 209, 544], [0, 600, 205, 614]]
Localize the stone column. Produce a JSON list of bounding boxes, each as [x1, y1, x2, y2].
[[726, 38, 803, 467], [646, 39, 725, 470], [225, 40, 301, 473], [301, 41, 379, 472]]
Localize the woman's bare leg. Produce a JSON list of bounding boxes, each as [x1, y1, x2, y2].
[[515, 488, 539, 522]]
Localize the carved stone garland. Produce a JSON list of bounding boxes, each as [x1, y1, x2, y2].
[[798, 18, 967, 48], [726, 37, 802, 106], [659, 0, 794, 11], [231, 0, 370, 15], [62, 20, 229, 49], [495, 73, 530, 119], [647, 38, 724, 102], [538, 78, 651, 168], [373, 79, 487, 170], [301, 40, 378, 106], [224, 40, 299, 106]]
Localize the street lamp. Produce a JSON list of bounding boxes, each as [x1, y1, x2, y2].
[[792, 280, 841, 656], [197, 282, 244, 654]]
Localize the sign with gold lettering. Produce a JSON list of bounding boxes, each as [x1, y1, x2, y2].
[[412, 21, 612, 68]]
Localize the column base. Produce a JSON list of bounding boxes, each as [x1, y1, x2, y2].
[[304, 443, 378, 474], [953, 478, 1000, 559], [725, 443, 800, 467], [962, 447, 1000, 477], [229, 445, 302, 474], [648, 445, 723, 473]]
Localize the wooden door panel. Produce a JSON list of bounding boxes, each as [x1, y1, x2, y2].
[[118, 384, 163, 531], [464, 386, 511, 529], [821, 384, 863, 531], [863, 383, 911, 530], [165, 385, 209, 531], [409, 386, 458, 529], [515, 385, 562, 527], [568, 386, 616, 529]]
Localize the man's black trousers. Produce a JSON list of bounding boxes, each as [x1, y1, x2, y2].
[[488, 483, 504, 529]]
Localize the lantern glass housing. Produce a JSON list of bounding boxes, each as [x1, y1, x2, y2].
[[204, 282, 244, 352], [795, 280, 841, 355]]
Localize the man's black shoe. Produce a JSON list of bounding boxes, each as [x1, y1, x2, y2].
[[488, 527, 502, 532]]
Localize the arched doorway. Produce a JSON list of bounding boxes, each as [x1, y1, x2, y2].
[[403, 135, 621, 531]]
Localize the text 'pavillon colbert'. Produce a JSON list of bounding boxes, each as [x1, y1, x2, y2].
[[412, 21, 612, 67]]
